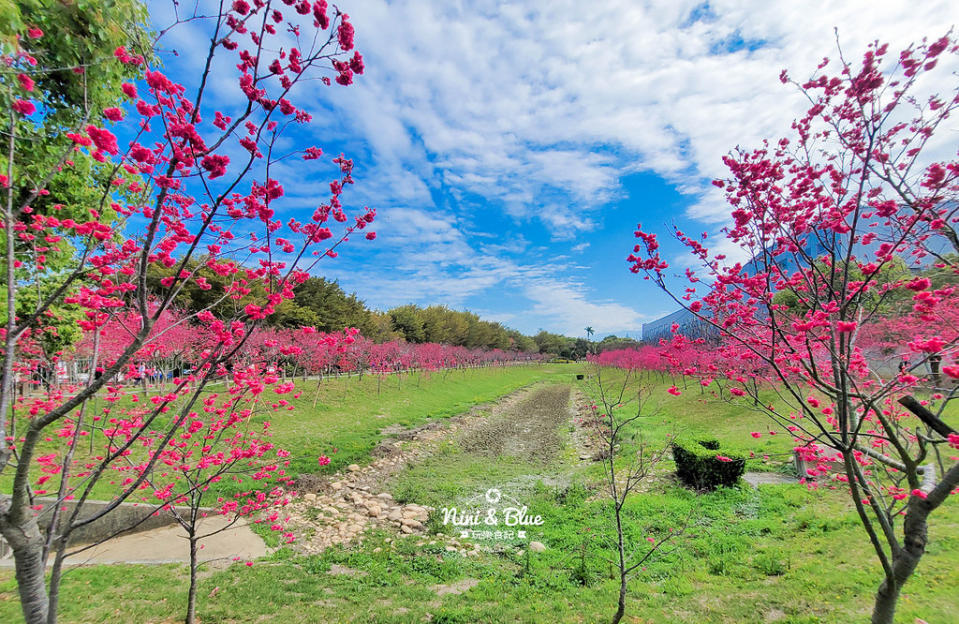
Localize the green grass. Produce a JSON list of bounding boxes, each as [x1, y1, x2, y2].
[[267, 365, 577, 479], [577, 369, 801, 475], [2, 364, 578, 501], [577, 368, 959, 473], [3, 364, 959, 623], [5, 483, 956, 623]]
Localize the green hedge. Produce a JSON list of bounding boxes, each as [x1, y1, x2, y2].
[[672, 438, 746, 490]]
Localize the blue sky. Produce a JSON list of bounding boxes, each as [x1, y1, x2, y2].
[[150, 0, 957, 338]]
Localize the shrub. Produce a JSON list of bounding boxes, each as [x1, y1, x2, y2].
[[672, 438, 746, 490], [754, 549, 790, 576]]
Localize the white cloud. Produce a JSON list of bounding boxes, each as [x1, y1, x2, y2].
[[320, 204, 635, 337], [315, 0, 956, 236], [149, 1, 958, 333], [522, 278, 648, 336]]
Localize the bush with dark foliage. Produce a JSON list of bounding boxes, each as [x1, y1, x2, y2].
[[672, 438, 745, 490]]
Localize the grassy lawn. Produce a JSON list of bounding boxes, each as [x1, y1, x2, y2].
[[1, 364, 579, 500], [2, 363, 958, 623], [581, 368, 959, 473], [257, 364, 581, 479], [5, 485, 956, 623]]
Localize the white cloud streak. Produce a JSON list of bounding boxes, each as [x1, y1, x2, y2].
[[326, 0, 956, 230], [151, 0, 958, 335]]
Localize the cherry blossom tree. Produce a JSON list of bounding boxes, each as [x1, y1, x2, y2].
[[581, 365, 684, 624], [627, 33, 959, 624], [135, 373, 296, 624], [0, 2, 374, 623]]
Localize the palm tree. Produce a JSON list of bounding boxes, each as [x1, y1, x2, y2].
[[584, 326, 594, 341]]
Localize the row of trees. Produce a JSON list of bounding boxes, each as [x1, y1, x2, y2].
[[590, 334, 643, 353], [0, 1, 380, 623], [49, 307, 542, 388], [149, 260, 544, 351], [385, 304, 535, 350], [625, 32, 959, 624]]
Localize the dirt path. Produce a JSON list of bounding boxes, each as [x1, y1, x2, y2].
[[0, 517, 268, 568], [22, 385, 800, 572], [459, 385, 571, 462], [285, 383, 585, 556], [24, 384, 585, 565]]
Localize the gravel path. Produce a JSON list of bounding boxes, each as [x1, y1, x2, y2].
[[459, 385, 572, 462], [41, 384, 583, 565], [286, 384, 581, 555]]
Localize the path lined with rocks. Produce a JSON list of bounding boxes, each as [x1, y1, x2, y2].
[[285, 384, 585, 556], [7, 384, 588, 567]]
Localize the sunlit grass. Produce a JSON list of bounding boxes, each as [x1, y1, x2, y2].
[[3, 364, 958, 623]]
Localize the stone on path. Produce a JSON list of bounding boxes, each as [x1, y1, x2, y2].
[[742, 471, 798, 488], [431, 579, 479, 596], [328, 564, 367, 577]]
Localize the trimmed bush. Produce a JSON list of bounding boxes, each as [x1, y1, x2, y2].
[[672, 438, 746, 490]]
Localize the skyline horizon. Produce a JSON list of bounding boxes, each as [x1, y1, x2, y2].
[[151, 0, 957, 338]]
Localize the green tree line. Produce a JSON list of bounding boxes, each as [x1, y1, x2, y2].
[[146, 258, 600, 353]]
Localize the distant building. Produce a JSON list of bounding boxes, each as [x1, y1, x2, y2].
[[641, 307, 713, 343], [641, 206, 955, 344], [643, 237, 831, 344]]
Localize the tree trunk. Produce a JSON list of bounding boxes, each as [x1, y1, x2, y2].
[[871, 578, 901, 624], [46, 540, 69, 624], [611, 571, 627, 624], [871, 500, 929, 624], [186, 536, 199, 624], [0, 508, 49, 624], [928, 354, 942, 388], [611, 493, 628, 624]]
